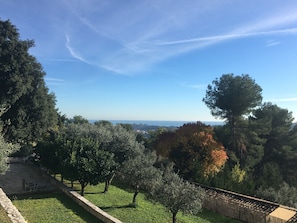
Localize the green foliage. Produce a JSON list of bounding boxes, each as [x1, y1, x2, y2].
[[257, 162, 283, 189], [0, 19, 58, 144], [37, 123, 118, 196], [119, 151, 162, 205], [231, 163, 245, 183], [117, 123, 134, 132], [256, 182, 297, 208], [276, 182, 297, 208], [0, 124, 19, 174], [36, 122, 144, 195], [200, 74, 297, 195], [203, 74, 262, 167], [255, 186, 278, 203], [152, 171, 205, 223], [240, 127, 264, 171], [68, 115, 89, 124], [36, 139, 62, 174], [94, 120, 113, 127], [0, 135, 11, 174], [0, 20, 35, 112], [203, 74, 262, 122], [70, 136, 116, 196], [107, 124, 144, 163], [251, 103, 297, 186]]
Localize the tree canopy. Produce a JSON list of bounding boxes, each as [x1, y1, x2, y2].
[[152, 171, 205, 223], [119, 151, 162, 205], [36, 120, 145, 196], [154, 122, 227, 180], [0, 19, 58, 145], [0, 125, 19, 174], [203, 74, 263, 167], [203, 74, 262, 122]]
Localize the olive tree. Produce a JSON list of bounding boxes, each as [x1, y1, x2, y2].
[[0, 124, 19, 174], [101, 124, 144, 193], [119, 151, 162, 206], [68, 137, 116, 196], [152, 171, 205, 223]]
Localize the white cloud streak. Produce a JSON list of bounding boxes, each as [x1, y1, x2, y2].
[[65, 34, 91, 64], [45, 78, 65, 86], [45, 78, 64, 82], [270, 98, 297, 102], [154, 28, 297, 46], [60, 1, 297, 74], [265, 40, 281, 47]]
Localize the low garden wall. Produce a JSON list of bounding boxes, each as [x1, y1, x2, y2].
[[42, 173, 123, 223], [0, 188, 27, 223]]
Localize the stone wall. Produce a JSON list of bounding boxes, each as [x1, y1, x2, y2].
[[0, 188, 27, 223], [43, 174, 123, 223], [203, 194, 267, 223], [202, 186, 297, 223]]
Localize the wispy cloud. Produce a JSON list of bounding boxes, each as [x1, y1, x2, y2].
[[45, 78, 65, 86], [65, 34, 91, 64], [269, 97, 297, 102], [153, 28, 297, 46], [60, 1, 297, 74], [43, 58, 77, 62], [265, 40, 281, 47]]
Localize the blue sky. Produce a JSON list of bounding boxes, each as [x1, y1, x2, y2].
[[1, 0, 297, 122]]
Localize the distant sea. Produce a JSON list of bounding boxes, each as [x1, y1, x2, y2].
[[106, 120, 223, 127]]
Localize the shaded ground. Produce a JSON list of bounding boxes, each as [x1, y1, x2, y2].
[[0, 158, 56, 195]]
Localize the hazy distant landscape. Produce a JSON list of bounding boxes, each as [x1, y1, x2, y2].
[[99, 120, 224, 132]]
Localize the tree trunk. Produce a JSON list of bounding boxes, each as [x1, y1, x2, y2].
[[81, 185, 85, 196], [80, 181, 88, 196], [172, 211, 178, 223], [231, 115, 236, 152], [103, 173, 115, 193], [132, 185, 139, 205]]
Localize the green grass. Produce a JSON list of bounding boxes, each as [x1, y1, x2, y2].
[[11, 192, 103, 223], [12, 175, 242, 223], [0, 205, 11, 223], [63, 180, 242, 223]]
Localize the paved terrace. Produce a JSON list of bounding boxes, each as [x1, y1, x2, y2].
[[0, 158, 57, 195]]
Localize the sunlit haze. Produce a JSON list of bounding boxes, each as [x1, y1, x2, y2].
[[1, 0, 297, 122]]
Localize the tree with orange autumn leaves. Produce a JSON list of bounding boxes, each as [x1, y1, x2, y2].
[[154, 122, 227, 180]]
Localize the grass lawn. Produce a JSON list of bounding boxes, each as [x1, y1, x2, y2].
[[0, 205, 11, 223], [63, 180, 242, 223], [11, 191, 103, 223]]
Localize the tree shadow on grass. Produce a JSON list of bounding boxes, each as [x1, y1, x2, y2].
[[84, 192, 102, 195], [100, 203, 136, 210]]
